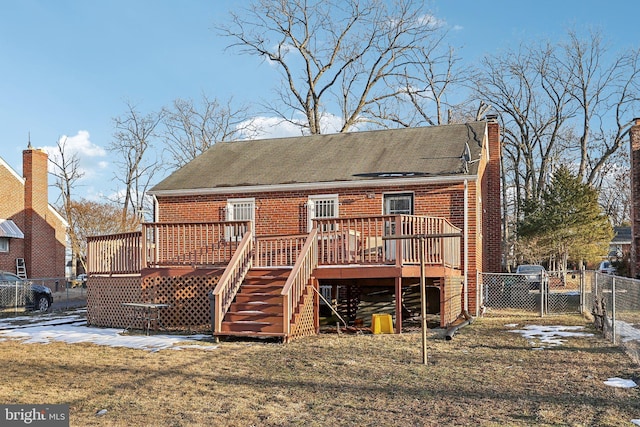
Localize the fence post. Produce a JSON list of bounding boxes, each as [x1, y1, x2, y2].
[[476, 270, 481, 317], [579, 267, 584, 314], [611, 276, 616, 345], [540, 274, 546, 318]]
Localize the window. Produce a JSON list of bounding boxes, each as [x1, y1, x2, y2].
[[383, 193, 414, 215], [0, 238, 8, 252], [308, 195, 339, 231], [383, 193, 414, 260], [226, 198, 255, 241]]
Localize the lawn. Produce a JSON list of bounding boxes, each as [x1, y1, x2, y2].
[[1, 313, 639, 426]]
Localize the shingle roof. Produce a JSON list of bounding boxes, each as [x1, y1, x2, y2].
[[150, 122, 487, 193], [612, 226, 632, 244]]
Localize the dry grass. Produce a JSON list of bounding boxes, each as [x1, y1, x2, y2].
[[1, 313, 639, 426]]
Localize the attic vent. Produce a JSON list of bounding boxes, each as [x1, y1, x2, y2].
[[353, 172, 429, 179], [378, 172, 416, 177]]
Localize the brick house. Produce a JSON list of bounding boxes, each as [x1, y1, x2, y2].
[[87, 118, 501, 341], [0, 146, 67, 279], [630, 118, 640, 278]]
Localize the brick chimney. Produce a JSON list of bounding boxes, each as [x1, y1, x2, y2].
[[630, 118, 640, 279], [23, 147, 50, 278], [483, 114, 502, 273]]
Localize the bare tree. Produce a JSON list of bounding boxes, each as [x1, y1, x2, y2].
[[68, 199, 136, 272], [475, 40, 575, 205], [49, 137, 84, 276], [109, 101, 164, 228], [162, 95, 252, 169], [218, 0, 449, 134], [558, 29, 640, 185], [474, 29, 640, 266]]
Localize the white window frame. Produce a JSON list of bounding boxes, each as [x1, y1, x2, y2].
[[307, 194, 339, 232], [226, 198, 255, 241], [383, 192, 414, 215], [0, 238, 8, 253]]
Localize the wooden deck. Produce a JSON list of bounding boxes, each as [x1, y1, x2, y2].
[[86, 215, 463, 340]]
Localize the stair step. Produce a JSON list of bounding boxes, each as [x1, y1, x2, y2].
[[230, 302, 283, 313], [225, 311, 283, 322], [240, 284, 283, 294], [221, 320, 284, 333], [235, 293, 282, 304], [214, 331, 287, 339]]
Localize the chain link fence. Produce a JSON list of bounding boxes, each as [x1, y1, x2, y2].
[[591, 272, 640, 363], [0, 277, 87, 314], [479, 270, 586, 317]]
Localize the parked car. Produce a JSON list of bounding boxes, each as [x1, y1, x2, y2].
[[0, 271, 53, 311], [598, 261, 616, 275], [515, 264, 547, 290]]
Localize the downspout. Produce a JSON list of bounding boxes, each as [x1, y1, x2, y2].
[[152, 195, 159, 222], [464, 179, 469, 313], [445, 311, 474, 340]]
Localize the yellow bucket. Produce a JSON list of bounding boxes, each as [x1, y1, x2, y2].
[[371, 313, 393, 334]]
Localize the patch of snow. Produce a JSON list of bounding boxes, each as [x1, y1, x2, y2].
[[508, 325, 593, 348], [0, 310, 218, 352], [631, 419, 640, 426], [604, 377, 637, 388], [504, 323, 518, 328], [614, 321, 640, 343]]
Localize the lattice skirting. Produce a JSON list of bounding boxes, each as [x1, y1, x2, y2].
[[289, 283, 317, 342], [441, 275, 463, 326], [86, 269, 223, 332]]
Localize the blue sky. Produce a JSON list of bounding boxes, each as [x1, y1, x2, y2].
[[1, 0, 638, 203]]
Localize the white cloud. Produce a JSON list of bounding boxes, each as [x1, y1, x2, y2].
[[40, 130, 108, 177], [41, 130, 106, 160], [37, 130, 111, 201]]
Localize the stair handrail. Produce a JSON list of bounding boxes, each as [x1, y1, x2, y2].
[[281, 228, 318, 337], [212, 229, 254, 333]]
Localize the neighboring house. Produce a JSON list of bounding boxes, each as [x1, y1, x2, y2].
[[0, 146, 67, 279], [609, 226, 631, 261], [631, 118, 640, 279], [87, 118, 501, 341]]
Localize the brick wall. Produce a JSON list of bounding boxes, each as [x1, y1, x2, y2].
[[482, 117, 502, 273], [22, 148, 66, 278], [631, 119, 640, 279], [0, 160, 25, 273], [156, 179, 486, 313]]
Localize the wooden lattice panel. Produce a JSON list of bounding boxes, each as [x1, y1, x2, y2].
[[87, 275, 143, 329], [143, 273, 221, 332], [86, 270, 223, 333], [289, 283, 317, 342], [441, 275, 463, 327]]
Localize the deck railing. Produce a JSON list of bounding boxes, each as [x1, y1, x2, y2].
[[313, 215, 461, 268], [87, 231, 143, 275], [281, 229, 318, 337], [142, 221, 251, 268], [87, 215, 460, 276], [254, 234, 308, 267], [212, 229, 254, 333]]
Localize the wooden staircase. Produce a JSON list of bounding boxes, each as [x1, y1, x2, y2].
[[216, 268, 291, 339]]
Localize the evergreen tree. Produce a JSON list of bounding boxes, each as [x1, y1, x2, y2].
[[518, 165, 613, 272]]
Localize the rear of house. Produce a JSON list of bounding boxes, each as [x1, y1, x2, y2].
[[87, 119, 501, 341]]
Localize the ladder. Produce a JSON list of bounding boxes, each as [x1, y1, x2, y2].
[[16, 258, 27, 279]]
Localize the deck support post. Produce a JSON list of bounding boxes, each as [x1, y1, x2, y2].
[[394, 276, 402, 334]]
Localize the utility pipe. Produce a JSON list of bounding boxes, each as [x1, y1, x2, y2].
[[445, 311, 474, 340], [464, 179, 469, 313]]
